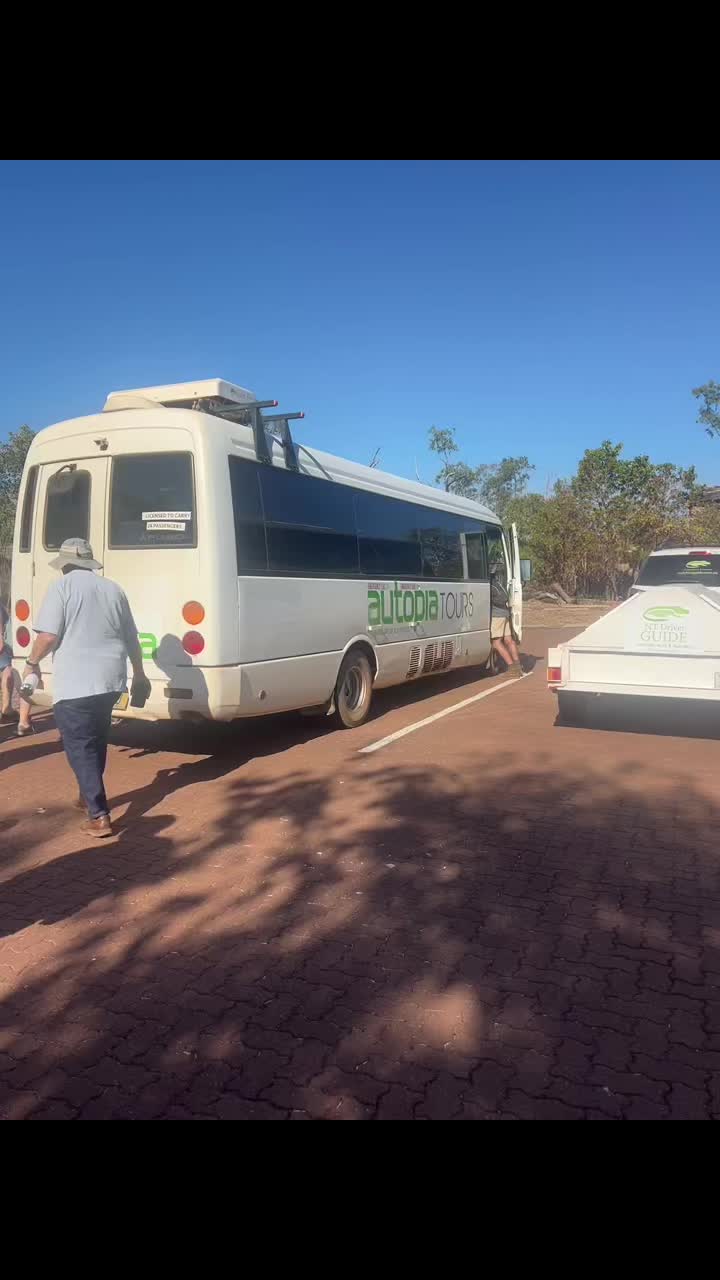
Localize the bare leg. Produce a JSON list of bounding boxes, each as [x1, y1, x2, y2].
[[18, 696, 32, 733], [506, 635, 521, 666], [4, 670, 33, 733], [492, 637, 515, 667], [1, 668, 14, 716]]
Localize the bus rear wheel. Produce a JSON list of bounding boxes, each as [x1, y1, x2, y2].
[[335, 649, 373, 729]]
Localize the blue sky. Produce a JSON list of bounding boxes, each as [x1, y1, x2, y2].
[[1, 159, 718, 491]]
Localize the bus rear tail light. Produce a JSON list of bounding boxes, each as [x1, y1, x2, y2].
[[547, 666, 562, 685], [182, 631, 205, 656], [15, 600, 30, 621], [182, 601, 205, 625], [16, 626, 31, 648]]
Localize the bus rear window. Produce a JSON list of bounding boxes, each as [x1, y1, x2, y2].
[[44, 468, 91, 549], [636, 554, 720, 588], [110, 453, 196, 548]]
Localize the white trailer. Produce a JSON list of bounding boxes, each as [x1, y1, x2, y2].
[[547, 584, 720, 725]]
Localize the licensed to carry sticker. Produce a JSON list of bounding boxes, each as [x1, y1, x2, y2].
[[142, 511, 192, 521], [146, 521, 186, 531]]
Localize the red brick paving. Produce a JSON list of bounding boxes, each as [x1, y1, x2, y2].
[[1, 627, 719, 1120]]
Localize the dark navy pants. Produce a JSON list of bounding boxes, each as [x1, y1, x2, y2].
[[54, 693, 118, 819]]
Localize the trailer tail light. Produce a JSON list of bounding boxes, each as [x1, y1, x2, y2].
[[547, 666, 562, 684], [182, 631, 205, 656], [182, 601, 205, 625], [15, 600, 30, 621], [16, 626, 31, 648]]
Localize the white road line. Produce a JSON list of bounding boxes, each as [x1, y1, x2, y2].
[[358, 670, 534, 754]]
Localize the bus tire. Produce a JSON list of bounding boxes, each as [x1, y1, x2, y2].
[[335, 648, 373, 729]]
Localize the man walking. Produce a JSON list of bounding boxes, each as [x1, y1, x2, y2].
[[22, 538, 150, 838]]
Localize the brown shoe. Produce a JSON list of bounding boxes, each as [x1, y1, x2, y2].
[[81, 814, 113, 839]]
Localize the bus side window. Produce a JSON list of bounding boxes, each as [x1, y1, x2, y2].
[[260, 464, 359, 575], [418, 511, 463, 580], [229, 457, 268, 572], [357, 491, 422, 578], [465, 529, 488, 580], [486, 527, 507, 587], [19, 466, 39, 552]]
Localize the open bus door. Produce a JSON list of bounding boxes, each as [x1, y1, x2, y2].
[[29, 459, 108, 678], [505, 521, 523, 642]]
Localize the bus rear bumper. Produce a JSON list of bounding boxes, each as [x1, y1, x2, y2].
[[21, 667, 246, 724], [114, 668, 244, 722], [24, 661, 338, 723]]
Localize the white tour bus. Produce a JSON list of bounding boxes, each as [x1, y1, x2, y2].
[[11, 379, 524, 728]]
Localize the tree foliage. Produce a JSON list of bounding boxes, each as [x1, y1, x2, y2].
[[568, 441, 700, 595], [0, 425, 35, 548], [427, 426, 533, 520], [428, 426, 719, 598], [692, 380, 720, 438]]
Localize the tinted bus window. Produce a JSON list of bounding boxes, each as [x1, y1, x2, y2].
[[229, 457, 491, 582], [357, 491, 422, 577], [260, 465, 359, 575], [636, 553, 720, 588], [229, 457, 268, 572], [19, 465, 38, 552], [418, 510, 463, 580], [486, 526, 507, 586], [44, 469, 91, 549], [466, 529, 488, 579], [110, 454, 195, 548]]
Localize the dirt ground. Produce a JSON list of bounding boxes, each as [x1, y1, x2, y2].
[[524, 600, 613, 629], [1, 623, 719, 1120]]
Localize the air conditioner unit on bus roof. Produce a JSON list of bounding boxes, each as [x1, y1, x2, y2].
[[103, 378, 256, 412]]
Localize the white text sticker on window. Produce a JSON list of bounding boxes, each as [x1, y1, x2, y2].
[[146, 521, 186, 532], [142, 511, 191, 521]]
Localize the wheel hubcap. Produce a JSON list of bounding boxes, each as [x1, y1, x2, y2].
[[342, 666, 364, 711]]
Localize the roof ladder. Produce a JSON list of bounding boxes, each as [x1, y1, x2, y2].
[[208, 399, 305, 470]]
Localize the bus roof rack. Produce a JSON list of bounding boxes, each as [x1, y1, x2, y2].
[[202, 399, 305, 469], [102, 378, 305, 471]]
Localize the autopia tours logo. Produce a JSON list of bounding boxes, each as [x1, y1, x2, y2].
[[640, 604, 690, 645], [368, 582, 474, 627]]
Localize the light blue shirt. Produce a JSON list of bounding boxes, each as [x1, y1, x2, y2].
[[35, 570, 139, 704]]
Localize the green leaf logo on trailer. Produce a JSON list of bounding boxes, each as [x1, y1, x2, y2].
[[643, 606, 690, 622]]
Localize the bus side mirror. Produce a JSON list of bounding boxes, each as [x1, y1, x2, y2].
[[520, 559, 532, 583]]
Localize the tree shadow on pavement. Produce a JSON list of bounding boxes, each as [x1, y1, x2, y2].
[[106, 647, 546, 766], [1, 741, 719, 1120], [0, 736, 65, 771]]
